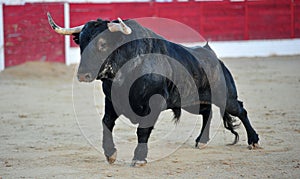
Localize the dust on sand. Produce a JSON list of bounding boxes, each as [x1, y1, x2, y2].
[[0, 56, 299, 178]]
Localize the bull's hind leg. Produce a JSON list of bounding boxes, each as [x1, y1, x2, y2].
[[131, 93, 165, 166], [195, 104, 212, 148], [131, 126, 154, 167], [226, 100, 259, 149]]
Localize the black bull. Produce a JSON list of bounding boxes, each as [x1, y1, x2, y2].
[[49, 17, 259, 166]]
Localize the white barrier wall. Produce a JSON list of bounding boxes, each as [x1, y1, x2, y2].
[[208, 39, 300, 58], [68, 39, 300, 64], [186, 39, 300, 58]]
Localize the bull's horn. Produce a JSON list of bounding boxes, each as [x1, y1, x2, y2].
[[47, 12, 84, 35], [107, 17, 132, 35]]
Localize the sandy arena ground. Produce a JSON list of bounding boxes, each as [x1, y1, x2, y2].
[[0, 56, 299, 178]]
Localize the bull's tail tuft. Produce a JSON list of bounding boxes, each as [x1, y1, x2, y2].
[[172, 107, 181, 124], [223, 111, 240, 145]]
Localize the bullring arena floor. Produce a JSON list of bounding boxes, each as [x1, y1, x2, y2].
[[0, 56, 299, 178]]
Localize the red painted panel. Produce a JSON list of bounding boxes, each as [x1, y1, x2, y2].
[[143, 2, 203, 42], [70, 2, 205, 45], [70, 3, 115, 47], [4, 3, 65, 67], [200, 1, 245, 41], [155, 2, 200, 31], [69, 1, 298, 46], [112, 3, 154, 19], [247, 0, 291, 40], [70, 3, 155, 46], [70, 3, 115, 24], [295, 0, 300, 38]]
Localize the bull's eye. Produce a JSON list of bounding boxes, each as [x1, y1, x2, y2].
[[97, 38, 107, 51]]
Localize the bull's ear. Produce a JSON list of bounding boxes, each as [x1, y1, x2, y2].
[[72, 33, 80, 45], [107, 18, 132, 35]]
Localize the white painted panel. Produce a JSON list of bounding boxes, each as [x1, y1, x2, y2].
[[69, 47, 80, 64], [69, 39, 300, 65], [64, 2, 71, 65], [183, 39, 300, 58], [210, 39, 300, 58]]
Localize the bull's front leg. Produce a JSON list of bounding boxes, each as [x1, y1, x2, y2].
[[131, 126, 153, 167], [102, 97, 118, 164]]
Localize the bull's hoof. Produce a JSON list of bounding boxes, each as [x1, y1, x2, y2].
[[195, 142, 207, 149], [130, 160, 147, 167], [105, 150, 117, 164], [247, 143, 262, 150]]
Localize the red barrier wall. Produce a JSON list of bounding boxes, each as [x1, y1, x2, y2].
[[295, 0, 300, 37], [70, 0, 300, 46], [3, 0, 300, 67], [3, 3, 65, 67]]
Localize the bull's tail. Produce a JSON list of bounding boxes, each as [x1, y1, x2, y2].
[[172, 107, 181, 124], [223, 111, 240, 145]]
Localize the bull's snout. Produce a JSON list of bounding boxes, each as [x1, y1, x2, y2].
[[77, 73, 92, 82]]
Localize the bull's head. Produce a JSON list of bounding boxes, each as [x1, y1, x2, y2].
[[47, 12, 132, 82]]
